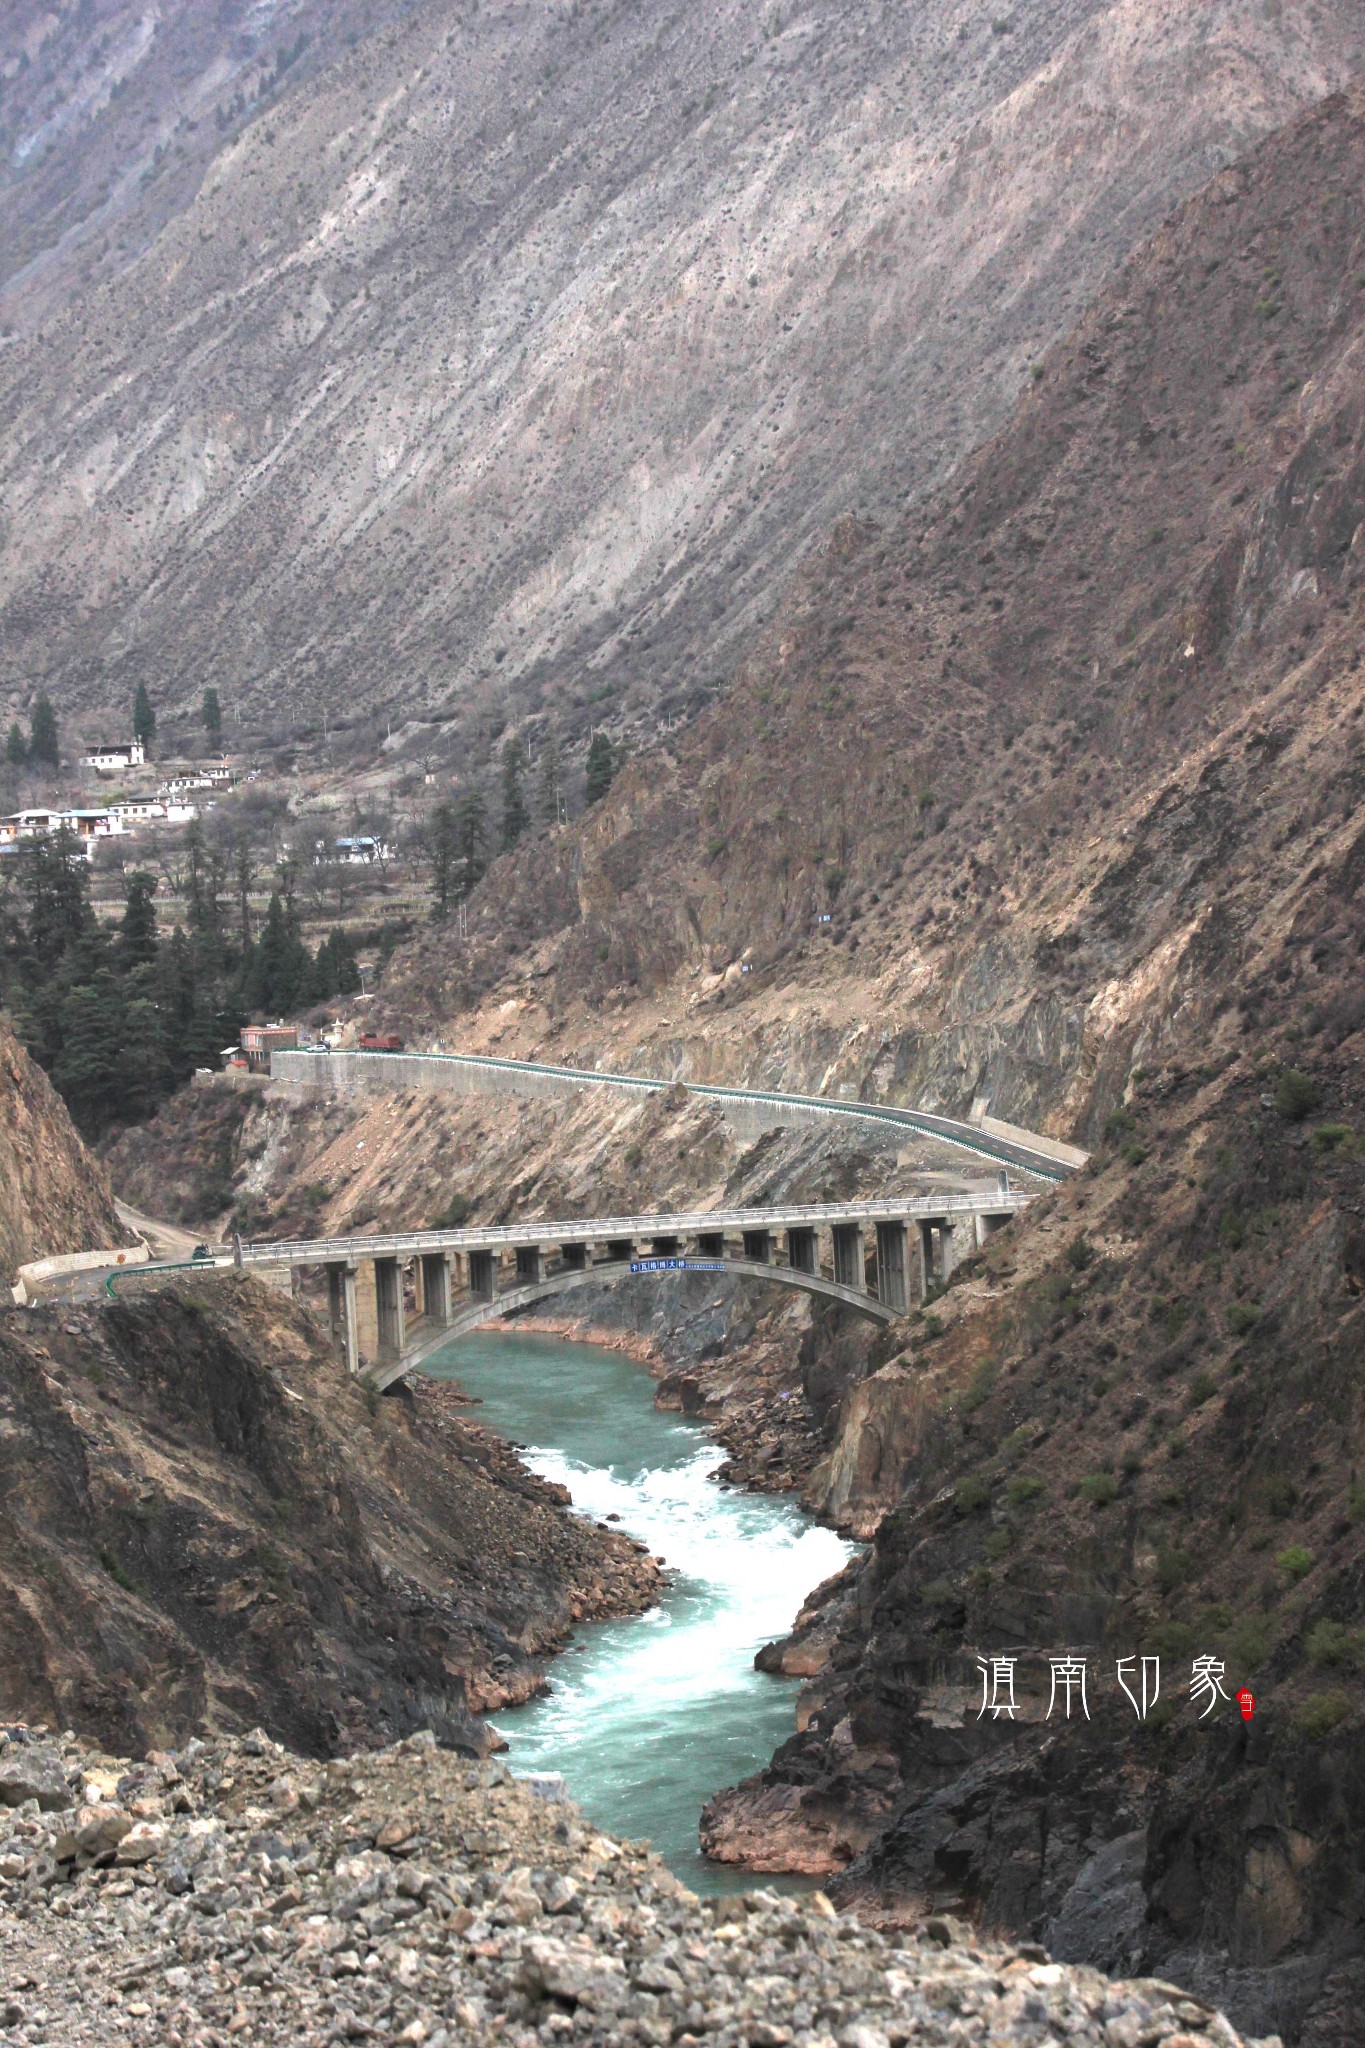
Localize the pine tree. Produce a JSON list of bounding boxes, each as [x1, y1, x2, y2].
[[536, 738, 563, 827], [456, 789, 488, 895], [5, 722, 26, 767], [246, 893, 310, 1016], [500, 735, 528, 853], [202, 687, 223, 752], [52, 969, 127, 1136], [233, 839, 255, 952], [585, 731, 615, 806], [118, 871, 159, 968], [27, 695, 59, 770], [132, 682, 156, 753], [23, 831, 94, 961], [428, 797, 459, 919]]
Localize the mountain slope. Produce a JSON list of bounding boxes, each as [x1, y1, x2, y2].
[[380, 80, 1365, 1159], [3, 0, 1363, 759]]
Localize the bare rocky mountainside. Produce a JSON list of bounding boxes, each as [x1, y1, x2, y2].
[[3, 1, 1365, 748]]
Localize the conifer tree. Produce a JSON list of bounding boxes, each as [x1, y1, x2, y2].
[[27, 695, 59, 770], [428, 797, 459, 919], [202, 687, 223, 751], [500, 735, 528, 853], [132, 681, 156, 754], [536, 737, 563, 827], [5, 722, 26, 767], [118, 872, 159, 968], [456, 789, 488, 894], [585, 731, 615, 806]]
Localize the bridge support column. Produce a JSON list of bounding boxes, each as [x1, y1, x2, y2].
[[354, 1259, 379, 1367], [326, 1261, 360, 1376], [832, 1223, 865, 1291], [420, 1252, 452, 1325], [561, 1243, 588, 1271], [917, 1221, 936, 1301], [742, 1229, 771, 1264], [468, 1249, 496, 1301], [940, 1221, 962, 1283], [976, 1211, 1010, 1249], [875, 1222, 910, 1315], [786, 1228, 817, 1275], [516, 1245, 544, 1285], [375, 1256, 405, 1361], [694, 1233, 726, 1260]]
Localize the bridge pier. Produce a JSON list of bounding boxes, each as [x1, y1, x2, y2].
[[468, 1249, 496, 1301], [742, 1229, 772, 1264], [786, 1228, 817, 1275], [374, 1256, 405, 1361], [353, 1259, 380, 1366], [419, 1252, 452, 1325], [875, 1222, 910, 1314], [516, 1245, 545, 1285], [832, 1222, 866, 1292], [326, 1261, 360, 1375]]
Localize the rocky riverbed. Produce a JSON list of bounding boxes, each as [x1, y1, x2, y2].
[[0, 1721, 1270, 2048]]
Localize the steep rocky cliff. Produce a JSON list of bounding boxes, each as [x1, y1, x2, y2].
[[0, 1014, 130, 1285], [4, 0, 1364, 751], [0, 1277, 659, 1758]]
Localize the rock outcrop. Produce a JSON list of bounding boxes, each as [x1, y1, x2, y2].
[[0, 1016, 130, 1286]]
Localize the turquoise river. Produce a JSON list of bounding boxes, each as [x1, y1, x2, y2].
[[422, 1329, 856, 1894]]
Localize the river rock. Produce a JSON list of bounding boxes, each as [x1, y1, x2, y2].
[[0, 1746, 71, 1811]]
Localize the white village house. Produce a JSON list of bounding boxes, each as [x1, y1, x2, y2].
[[79, 739, 146, 773]]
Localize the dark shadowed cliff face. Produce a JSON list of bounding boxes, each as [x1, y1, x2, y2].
[[0, 1278, 659, 1759], [0, 1016, 130, 1285], [695, 886, 1365, 2047], [3, 1, 1364, 747]]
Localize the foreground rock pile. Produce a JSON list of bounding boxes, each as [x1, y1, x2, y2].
[[0, 1724, 1269, 2048]]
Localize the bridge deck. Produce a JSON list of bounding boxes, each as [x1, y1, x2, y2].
[[237, 1189, 1034, 1269]]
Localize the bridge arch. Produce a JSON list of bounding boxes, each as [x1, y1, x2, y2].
[[368, 1257, 894, 1392]]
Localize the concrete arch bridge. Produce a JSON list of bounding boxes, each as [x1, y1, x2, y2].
[[235, 1190, 1033, 1392]]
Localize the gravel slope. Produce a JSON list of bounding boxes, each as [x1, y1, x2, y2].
[[0, 1721, 1267, 2048]]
